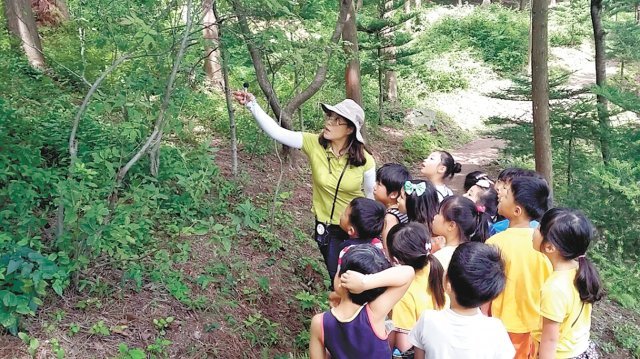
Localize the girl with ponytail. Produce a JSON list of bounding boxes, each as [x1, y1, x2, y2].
[[431, 195, 493, 271], [342, 222, 446, 355], [533, 208, 604, 359]]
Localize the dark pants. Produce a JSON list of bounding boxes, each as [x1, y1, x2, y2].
[[314, 222, 348, 289]]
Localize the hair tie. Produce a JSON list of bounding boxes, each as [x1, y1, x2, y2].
[[576, 254, 587, 260], [476, 205, 486, 214]]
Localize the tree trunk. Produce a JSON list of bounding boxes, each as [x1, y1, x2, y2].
[[549, 0, 557, 7], [636, 2, 639, 23], [404, 0, 411, 30], [4, 0, 46, 69], [213, 3, 238, 176], [590, 0, 610, 164], [481, 0, 491, 6], [414, 0, 422, 9], [531, 0, 553, 187], [457, 0, 463, 7], [520, 0, 527, 11], [344, 1, 362, 106], [203, 0, 223, 90], [31, 0, 69, 26], [378, 44, 384, 125], [382, 0, 397, 103]]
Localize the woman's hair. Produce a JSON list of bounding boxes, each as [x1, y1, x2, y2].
[[464, 171, 491, 192], [539, 208, 604, 304], [387, 223, 445, 309], [439, 195, 491, 243], [448, 242, 506, 308], [339, 244, 392, 305], [438, 150, 462, 180], [404, 180, 439, 234], [319, 122, 370, 167]]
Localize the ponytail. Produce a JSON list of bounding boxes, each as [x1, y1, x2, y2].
[[470, 210, 492, 243], [426, 254, 446, 309], [539, 208, 605, 304], [575, 257, 605, 303]]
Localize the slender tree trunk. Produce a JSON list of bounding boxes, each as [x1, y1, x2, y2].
[[520, 0, 528, 11], [344, 1, 362, 106], [213, 4, 238, 176], [636, 2, 639, 23], [549, 0, 557, 7], [404, 0, 411, 30], [378, 45, 384, 125], [382, 0, 397, 103], [414, 0, 422, 8], [203, 0, 223, 90], [457, 0, 463, 7], [4, 0, 46, 69], [482, 0, 491, 6], [531, 0, 553, 187], [590, 0, 610, 164]]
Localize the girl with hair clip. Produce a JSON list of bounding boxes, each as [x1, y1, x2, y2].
[[431, 195, 492, 271], [397, 180, 443, 253], [386, 222, 446, 357], [533, 208, 604, 359], [419, 151, 462, 202], [464, 179, 501, 229]]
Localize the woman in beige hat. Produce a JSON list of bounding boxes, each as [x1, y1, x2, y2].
[[233, 91, 376, 288]]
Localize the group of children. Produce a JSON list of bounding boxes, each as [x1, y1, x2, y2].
[[308, 151, 604, 359]]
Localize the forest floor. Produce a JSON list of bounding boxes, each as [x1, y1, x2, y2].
[[2, 7, 639, 359]]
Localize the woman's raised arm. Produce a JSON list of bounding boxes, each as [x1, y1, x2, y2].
[[233, 91, 303, 149]]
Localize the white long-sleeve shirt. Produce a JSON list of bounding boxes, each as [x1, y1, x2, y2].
[[245, 100, 375, 199]]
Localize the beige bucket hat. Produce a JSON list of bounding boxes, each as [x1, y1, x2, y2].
[[321, 99, 365, 144]]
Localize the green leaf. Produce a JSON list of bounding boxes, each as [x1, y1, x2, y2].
[[1, 290, 18, 307], [7, 259, 20, 275]]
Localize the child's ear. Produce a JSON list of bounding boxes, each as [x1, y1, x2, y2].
[[543, 241, 556, 254], [347, 226, 356, 237], [447, 220, 457, 233], [514, 205, 523, 217], [437, 164, 447, 174], [389, 191, 399, 200], [444, 274, 452, 294]]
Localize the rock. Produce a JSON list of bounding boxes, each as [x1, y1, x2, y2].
[[405, 108, 437, 129]]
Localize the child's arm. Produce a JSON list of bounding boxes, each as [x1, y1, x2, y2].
[[538, 317, 561, 359], [340, 265, 414, 322], [381, 214, 400, 256], [309, 313, 326, 359], [413, 348, 425, 359]]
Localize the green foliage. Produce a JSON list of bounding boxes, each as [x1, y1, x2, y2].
[[401, 111, 471, 163], [421, 5, 529, 74], [614, 323, 640, 358], [117, 343, 147, 359], [242, 312, 280, 347], [549, 0, 592, 47]]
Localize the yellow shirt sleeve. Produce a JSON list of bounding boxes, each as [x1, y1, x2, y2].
[[540, 281, 569, 323], [301, 132, 319, 157]]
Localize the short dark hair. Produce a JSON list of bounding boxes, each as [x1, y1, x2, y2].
[[448, 242, 506, 308], [510, 176, 551, 221], [497, 167, 544, 183], [349, 198, 386, 240], [464, 171, 491, 192], [439, 151, 462, 179], [339, 244, 391, 305], [376, 163, 411, 195]]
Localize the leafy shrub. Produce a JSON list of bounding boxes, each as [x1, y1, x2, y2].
[[423, 5, 529, 74]]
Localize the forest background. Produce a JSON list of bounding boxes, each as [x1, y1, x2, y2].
[[1, 0, 639, 357]]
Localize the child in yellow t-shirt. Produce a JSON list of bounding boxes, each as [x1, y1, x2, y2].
[[532, 208, 604, 359], [486, 175, 552, 359], [386, 222, 446, 355]]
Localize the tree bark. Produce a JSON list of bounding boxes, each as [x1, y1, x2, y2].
[[590, 0, 610, 164], [531, 0, 553, 187], [4, 0, 46, 69], [344, 0, 362, 106], [520, 0, 528, 11], [213, 3, 238, 176], [31, 0, 69, 26], [382, 0, 397, 103], [549, 0, 557, 7], [481, 0, 491, 6], [203, 0, 223, 90]]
